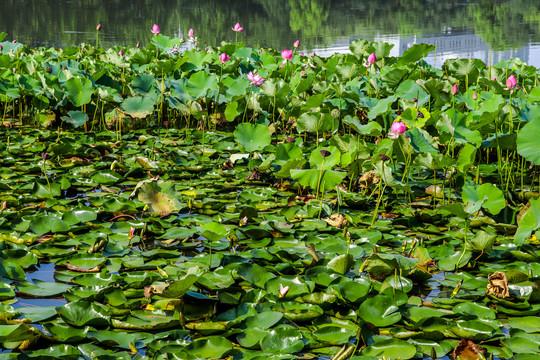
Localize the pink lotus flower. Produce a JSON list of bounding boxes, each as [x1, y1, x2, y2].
[[282, 49, 293, 60], [219, 52, 230, 64], [294, 40, 300, 48], [368, 53, 376, 64], [506, 74, 517, 89], [388, 121, 407, 139], [451, 84, 459, 95], [247, 71, 265, 86], [188, 28, 194, 37], [151, 24, 160, 36], [118, 50, 124, 56], [0, 46, 3, 51], [96, 24, 102, 31], [473, 92, 478, 100], [232, 23, 244, 32]]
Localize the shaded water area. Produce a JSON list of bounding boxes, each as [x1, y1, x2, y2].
[[2, 0, 540, 67]]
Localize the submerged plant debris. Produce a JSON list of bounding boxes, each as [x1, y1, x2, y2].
[[0, 28, 539, 359]]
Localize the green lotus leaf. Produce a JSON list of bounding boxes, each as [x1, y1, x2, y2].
[[183, 336, 234, 359], [44, 322, 90, 343], [452, 302, 496, 320], [131, 73, 157, 95], [272, 302, 324, 322], [121, 96, 156, 118], [290, 169, 347, 193], [398, 43, 436, 64], [57, 300, 110, 328], [358, 294, 402, 327], [22, 344, 81, 359], [161, 268, 204, 298], [260, 325, 304, 354], [449, 320, 497, 341], [509, 316, 540, 333], [381, 275, 413, 293], [367, 95, 397, 120], [244, 311, 283, 330], [309, 146, 340, 170], [0, 249, 38, 269], [361, 338, 417, 359], [462, 182, 505, 215], [503, 332, 540, 354], [237, 327, 270, 349], [17, 279, 72, 297], [233, 122, 271, 153], [326, 254, 353, 275], [265, 276, 313, 300], [62, 110, 88, 128], [517, 118, 540, 165], [57, 253, 107, 271], [137, 181, 182, 216], [296, 112, 331, 133], [29, 214, 70, 236], [0, 283, 14, 301], [18, 306, 58, 323], [237, 263, 276, 288], [186, 71, 218, 98], [91, 170, 124, 185], [312, 325, 356, 345], [63, 77, 93, 107], [62, 207, 98, 226], [87, 329, 149, 349]]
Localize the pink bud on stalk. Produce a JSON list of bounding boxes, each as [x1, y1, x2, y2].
[[188, 28, 194, 37], [281, 49, 293, 60], [294, 40, 300, 48], [473, 92, 478, 100], [219, 52, 230, 64], [388, 121, 407, 140], [506, 74, 517, 89], [119, 50, 124, 56], [451, 84, 459, 95], [136, 42, 140, 48], [232, 23, 244, 32], [368, 53, 376, 64], [129, 227, 136, 240], [96, 24, 102, 31], [151, 24, 160, 36], [0, 45, 3, 51]]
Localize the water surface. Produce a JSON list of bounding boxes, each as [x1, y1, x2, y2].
[[3, 1, 540, 65]]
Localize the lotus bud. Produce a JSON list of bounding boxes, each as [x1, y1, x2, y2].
[[151, 24, 160, 36], [188, 28, 194, 37], [136, 41, 140, 48], [294, 40, 300, 48], [473, 92, 478, 100], [506, 74, 517, 89], [368, 53, 376, 64], [219, 52, 230, 64], [279, 283, 290, 297], [231, 23, 244, 32], [129, 227, 136, 240], [96, 24, 102, 31], [119, 50, 124, 56], [451, 84, 459, 95], [0, 45, 3, 51]]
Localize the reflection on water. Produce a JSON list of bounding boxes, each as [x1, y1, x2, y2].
[[1, 0, 540, 66]]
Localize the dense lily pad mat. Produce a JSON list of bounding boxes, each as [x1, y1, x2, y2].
[[0, 127, 536, 359], [0, 31, 540, 359]]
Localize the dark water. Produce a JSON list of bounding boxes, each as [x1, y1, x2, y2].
[[2, 0, 540, 66]]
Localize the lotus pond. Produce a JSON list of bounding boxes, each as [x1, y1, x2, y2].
[[1, 30, 540, 359]]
